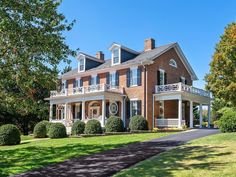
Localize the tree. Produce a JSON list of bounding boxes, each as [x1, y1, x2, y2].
[[61, 65, 72, 74], [0, 0, 75, 134], [205, 22, 236, 107]]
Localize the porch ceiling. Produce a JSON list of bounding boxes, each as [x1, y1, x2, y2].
[[154, 92, 211, 105]]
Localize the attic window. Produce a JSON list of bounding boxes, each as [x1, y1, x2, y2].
[[78, 55, 85, 72], [169, 59, 177, 68], [112, 47, 120, 65]]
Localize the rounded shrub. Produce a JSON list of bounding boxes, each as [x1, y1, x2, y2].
[[218, 108, 236, 132], [105, 116, 124, 132], [84, 119, 102, 134], [48, 123, 67, 138], [0, 124, 21, 145], [40, 120, 52, 134], [71, 120, 85, 135], [129, 115, 148, 131], [33, 121, 47, 138]]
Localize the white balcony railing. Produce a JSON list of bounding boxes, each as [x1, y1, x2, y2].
[[156, 118, 185, 128], [155, 83, 210, 98], [50, 84, 123, 98]]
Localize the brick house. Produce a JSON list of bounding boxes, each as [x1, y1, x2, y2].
[[45, 38, 211, 130]]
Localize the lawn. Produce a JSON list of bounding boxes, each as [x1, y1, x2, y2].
[[0, 132, 172, 177], [114, 133, 236, 177], [21, 135, 34, 141]]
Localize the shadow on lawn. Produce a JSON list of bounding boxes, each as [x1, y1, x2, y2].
[[118, 145, 232, 177], [0, 141, 135, 177]]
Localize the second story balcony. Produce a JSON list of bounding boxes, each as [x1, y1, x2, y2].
[[155, 83, 211, 98], [50, 84, 123, 98]]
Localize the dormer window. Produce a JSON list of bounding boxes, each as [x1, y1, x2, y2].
[[169, 59, 177, 68], [111, 47, 120, 65], [78, 55, 85, 72]]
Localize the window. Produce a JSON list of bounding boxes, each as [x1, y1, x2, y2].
[[159, 70, 165, 85], [112, 47, 120, 65], [130, 100, 141, 117], [130, 68, 138, 86], [78, 56, 85, 72], [180, 76, 186, 84], [169, 59, 177, 68], [90, 75, 97, 85], [110, 72, 116, 87]]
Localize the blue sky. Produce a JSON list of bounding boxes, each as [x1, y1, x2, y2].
[[58, 0, 236, 89]]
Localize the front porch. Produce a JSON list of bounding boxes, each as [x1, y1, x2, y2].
[[153, 83, 211, 128], [48, 89, 125, 128]]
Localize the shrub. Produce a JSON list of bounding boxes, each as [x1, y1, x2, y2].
[[48, 123, 67, 138], [33, 121, 47, 138], [105, 116, 124, 132], [129, 115, 148, 131], [40, 120, 52, 134], [213, 120, 219, 128], [71, 120, 85, 135], [218, 108, 236, 132], [0, 124, 21, 145], [84, 119, 102, 134], [201, 121, 208, 128]]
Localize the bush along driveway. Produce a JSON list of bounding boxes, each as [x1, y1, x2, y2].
[[12, 129, 219, 177]]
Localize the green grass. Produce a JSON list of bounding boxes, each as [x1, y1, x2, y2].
[[114, 133, 236, 177], [0, 132, 172, 176], [20, 135, 34, 141]]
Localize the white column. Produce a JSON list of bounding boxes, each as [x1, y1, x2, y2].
[[64, 103, 68, 120], [199, 104, 203, 128], [208, 104, 211, 128], [189, 101, 193, 128], [152, 95, 155, 129], [81, 101, 85, 121], [49, 103, 53, 121], [121, 99, 125, 127], [101, 99, 106, 127], [178, 99, 182, 128]]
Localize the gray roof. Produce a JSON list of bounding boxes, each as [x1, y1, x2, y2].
[[62, 43, 176, 78], [61, 43, 197, 80]]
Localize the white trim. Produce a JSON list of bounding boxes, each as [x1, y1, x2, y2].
[[109, 43, 139, 55], [159, 69, 165, 85], [78, 54, 86, 72], [111, 46, 121, 66], [169, 59, 177, 68], [130, 98, 138, 101], [181, 76, 186, 84]]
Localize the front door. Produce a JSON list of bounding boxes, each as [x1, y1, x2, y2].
[[89, 106, 100, 119]]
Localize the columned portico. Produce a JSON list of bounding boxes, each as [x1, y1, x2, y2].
[[101, 98, 106, 127], [81, 101, 85, 121], [189, 101, 193, 128], [199, 104, 203, 128]]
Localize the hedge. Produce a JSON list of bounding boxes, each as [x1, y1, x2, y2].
[[129, 115, 148, 131], [105, 116, 124, 132], [71, 120, 85, 135], [84, 119, 102, 134], [33, 121, 47, 138], [48, 123, 67, 138]]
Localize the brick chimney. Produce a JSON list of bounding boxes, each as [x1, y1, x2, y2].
[[144, 38, 155, 51], [96, 51, 104, 60]]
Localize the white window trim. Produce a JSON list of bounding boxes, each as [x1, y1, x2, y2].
[[169, 59, 177, 68], [159, 69, 165, 85], [181, 76, 186, 84], [130, 66, 138, 87], [130, 99, 139, 117], [111, 47, 121, 66], [78, 55, 86, 72]]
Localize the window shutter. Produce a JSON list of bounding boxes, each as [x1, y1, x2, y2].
[[126, 100, 130, 119], [126, 69, 130, 87], [96, 75, 100, 84], [185, 79, 187, 85], [164, 72, 167, 85], [106, 73, 110, 84], [65, 80, 68, 89], [73, 80, 76, 88], [157, 70, 160, 85], [80, 79, 83, 87], [137, 100, 142, 115], [137, 67, 142, 86], [115, 72, 119, 86]]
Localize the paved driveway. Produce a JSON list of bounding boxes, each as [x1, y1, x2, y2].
[[14, 129, 219, 177]]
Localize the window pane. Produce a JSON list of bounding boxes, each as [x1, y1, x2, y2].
[[131, 101, 138, 117], [113, 49, 119, 64], [160, 71, 164, 85], [79, 58, 84, 71], [130, 68, 138, 86], [110, 73, 116, 86]]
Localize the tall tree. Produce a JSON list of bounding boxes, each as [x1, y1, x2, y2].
[[205, 22, 236, 107], [61, 65, 72, 74], [0, 0, 75, 134]]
